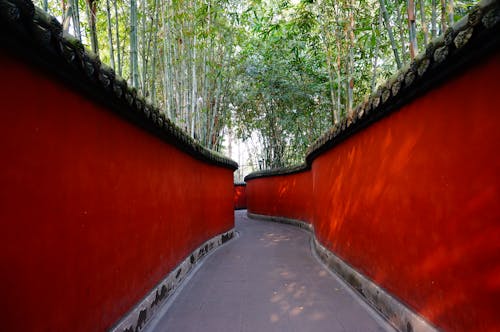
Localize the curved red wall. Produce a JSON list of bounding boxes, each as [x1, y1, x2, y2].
[[0, 53, 234, 331], [233, 184, 247, 210], [247, 171, 312, 224], [246, 54, 500, 331]]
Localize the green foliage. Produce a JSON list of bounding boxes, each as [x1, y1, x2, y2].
[[40, 0, 479, 169], [231, 0, 330, 168]]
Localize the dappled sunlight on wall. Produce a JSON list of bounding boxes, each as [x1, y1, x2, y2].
[[246, 54, 500, 331], [314, 55, 500, 331], [0, 53, 235, 332]]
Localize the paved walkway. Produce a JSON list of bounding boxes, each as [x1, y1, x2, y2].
[[147, 210, 394, 332]]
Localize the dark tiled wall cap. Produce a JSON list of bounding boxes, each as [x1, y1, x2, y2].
[[0, 0, 238, 171], [244, 164, 309, 181], [246, 0, 499, 181]]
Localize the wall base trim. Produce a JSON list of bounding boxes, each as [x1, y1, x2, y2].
[[312, 238, 438, 332], [247, 212, 438, 332], [109, 228, 235, 332]]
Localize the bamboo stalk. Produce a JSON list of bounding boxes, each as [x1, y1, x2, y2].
[[379, 0, 402, 69], [105, 0, 115, 70]]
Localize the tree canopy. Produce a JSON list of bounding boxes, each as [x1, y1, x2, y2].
[[39, 0, 478, 175]]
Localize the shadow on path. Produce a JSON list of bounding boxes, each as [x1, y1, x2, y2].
[[147, 210, 394, 332]]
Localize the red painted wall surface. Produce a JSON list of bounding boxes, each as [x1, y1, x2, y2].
[[246, 54, 500, 331], [233, 185, 247, 210], [247, 171, 312, 224], [0, 53, 234, 332]]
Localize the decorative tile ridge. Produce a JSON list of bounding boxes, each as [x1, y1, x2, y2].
[[0, 0, 238, 171], [306, 0, 499, 166], [234, 182, 247, 186], [244, 163, 309, 181]]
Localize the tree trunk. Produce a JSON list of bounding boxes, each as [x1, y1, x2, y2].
[[130, 0, 139, 87], [151, 0, 159, 105], [419, 0, 429, 45], [318, 0, 338, 125], [332, 1, 343, 117], [440, 0, 447, 33], [85, 0, 99, 55], [105, 0, 115, 70], [347, 0, 354, 114], [448, 0, 454, 26], [227, 123, 232, 159], [72, 0, 81, 40], [190, 0, 197, 138], [113, 0, 121, 76], [61, 0, 68, 29], [336, 35, 342, 118], [161, 0, 172, 118], [379, 0, 402, 69], [62, 3, 72, 33], [396, 2, 407, 63], [325, 45, 338, 124], [431, 0, 437, 37], [407, 0, 418, 59], [371, 9, 382, 93], [141, 0, 147, 94]]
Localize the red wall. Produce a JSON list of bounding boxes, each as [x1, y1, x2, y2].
[[0, 53, 234, 331], [247, 171, 312, 224], [246, 54, 500, 331], [233, 185, 247, 210]]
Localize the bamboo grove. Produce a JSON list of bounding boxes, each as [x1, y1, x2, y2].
[[38, 0, 477, 169]]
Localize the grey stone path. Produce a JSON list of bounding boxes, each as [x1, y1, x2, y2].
[[147, 210, 394, 332]]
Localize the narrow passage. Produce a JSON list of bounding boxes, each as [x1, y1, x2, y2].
[[147, 211, 394, 332]]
